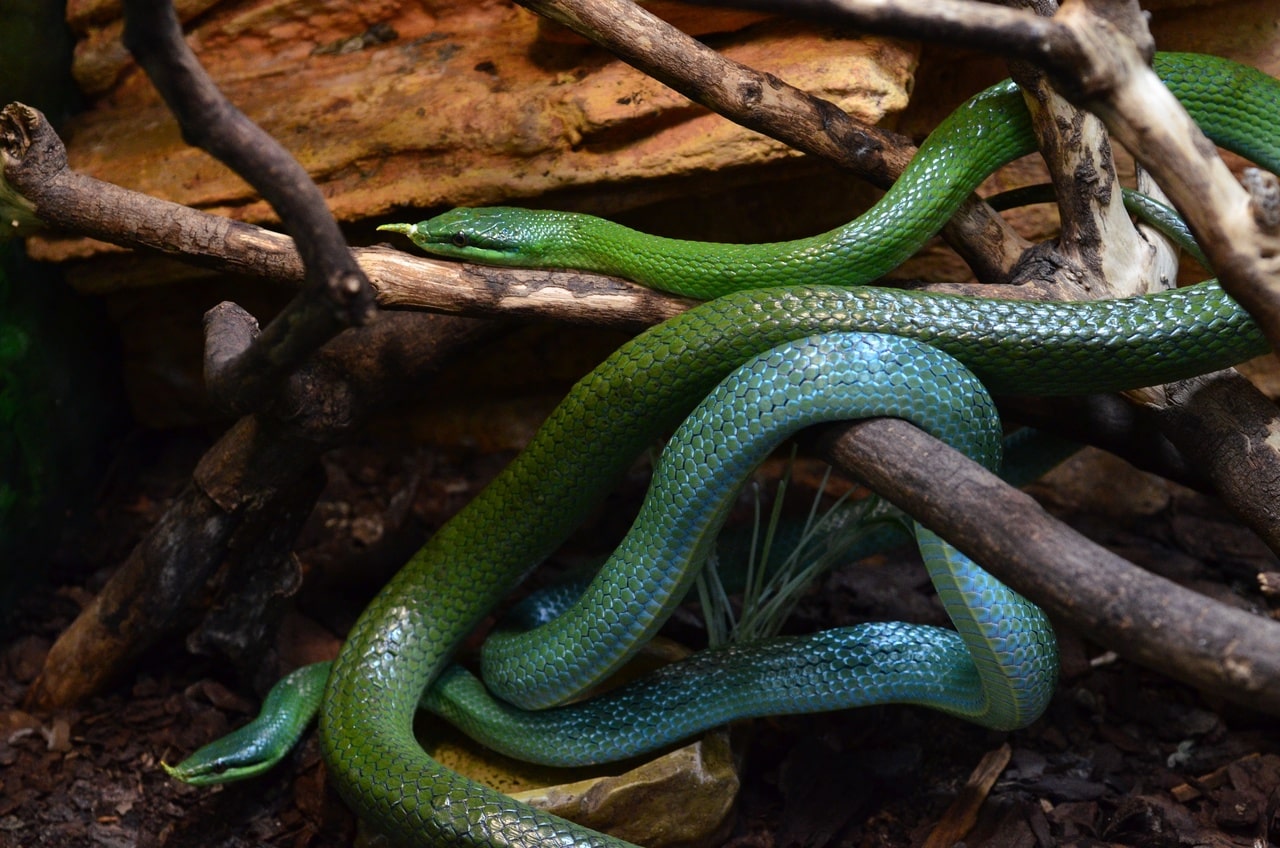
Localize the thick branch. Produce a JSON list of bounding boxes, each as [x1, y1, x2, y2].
[[1007, 60, 1168, 299], [25, 418, 315, 708], [815, 419, 1280, 716], [682, 0, 1079, 65]]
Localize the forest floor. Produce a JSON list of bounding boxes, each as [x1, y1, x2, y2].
[[2, 432, 1279, 848]]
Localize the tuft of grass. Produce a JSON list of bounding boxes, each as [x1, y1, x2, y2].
[[696, 450, 910, 647]]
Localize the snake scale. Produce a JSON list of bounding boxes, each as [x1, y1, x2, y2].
[[168, 52, 1280, 848]]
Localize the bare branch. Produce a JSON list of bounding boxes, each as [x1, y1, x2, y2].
[[815, 418, 1280, 716], [120, 0, 377, 414], [680, 0, 1079, 66], [521, 0, 912, 184], [1, 95, 505, 709], [1007, 62, 1164, 299]]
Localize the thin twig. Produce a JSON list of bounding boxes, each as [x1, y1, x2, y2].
[[680, 0, 1078, 66]]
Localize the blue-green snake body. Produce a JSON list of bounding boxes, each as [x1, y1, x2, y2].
[[318, 280, 1265, 847], [476, 331, 1049, 716], [167, 51, 1280, 848]]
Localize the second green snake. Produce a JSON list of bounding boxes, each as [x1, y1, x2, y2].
[[319, 52, 1277, 847]]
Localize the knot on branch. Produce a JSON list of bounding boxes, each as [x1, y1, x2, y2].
[[1244, 168, 1280, 233], [201, 301, 366, 441], [203, 302, 262, 413], [332, 270, 379, 326], [0, 102, 68, 180]]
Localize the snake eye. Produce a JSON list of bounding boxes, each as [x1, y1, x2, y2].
[[451, 232, 469, 248]]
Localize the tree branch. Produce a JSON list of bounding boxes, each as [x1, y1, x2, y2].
[[680, 0, 1078, 64], [815, 419, 1280, 716], [120, 0, 377, 415]]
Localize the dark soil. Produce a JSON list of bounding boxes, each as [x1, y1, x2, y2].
[[3, 434, 1280, 848]]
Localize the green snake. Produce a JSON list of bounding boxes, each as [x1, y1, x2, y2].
[[168, 52, 1280, 846], [383, 53, 1277, 297], [169, 331, 1055, 785], [318, 279, 1266, 847]]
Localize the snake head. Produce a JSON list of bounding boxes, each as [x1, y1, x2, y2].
[[161, 728, 283, 786], [379, 207, 579, 267]]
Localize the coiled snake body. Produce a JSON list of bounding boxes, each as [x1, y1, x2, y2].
[[324, 285, 1267, 847], [198, 53, 1280, 848]]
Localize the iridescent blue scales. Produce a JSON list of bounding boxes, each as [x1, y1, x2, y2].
[[165, 50, 1280, 848], [478, 332, 1054, 729]]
